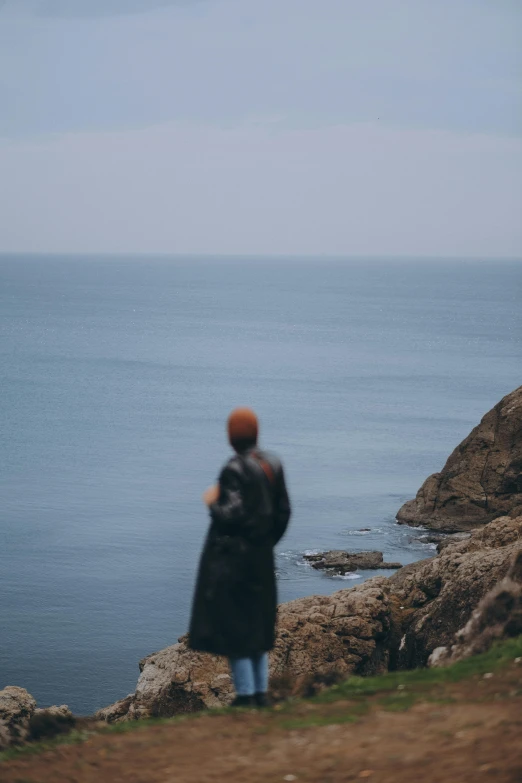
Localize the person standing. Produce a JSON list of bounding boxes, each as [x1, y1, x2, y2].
[[188, 408, 291, 707]]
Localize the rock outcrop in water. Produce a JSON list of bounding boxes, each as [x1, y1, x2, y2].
[[96, 514, 522, 723], [303, 550, 402, 574], [396, 385, 522, 532]]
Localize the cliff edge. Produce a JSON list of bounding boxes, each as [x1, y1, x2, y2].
[[396, 385, 522, 532], [96, 513, 522, 722]]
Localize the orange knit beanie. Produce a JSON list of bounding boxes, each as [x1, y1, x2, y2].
[[227, 407, 259, 450]]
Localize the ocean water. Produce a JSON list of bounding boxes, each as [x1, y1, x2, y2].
[[0, 255, 520, 715]]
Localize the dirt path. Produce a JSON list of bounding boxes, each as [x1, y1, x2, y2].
[[3, 666, 522, 783]]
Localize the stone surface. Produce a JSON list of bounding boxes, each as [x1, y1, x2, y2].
[[412, 533, 447, 545], [411, 533, 471, 551], [94, 695, 135, 724], [429, 548, 522, 667], [435, 533, 471, 552], [396, 385, 522, 531], [33, 704, 73, 720], [391, 515, 522, 668], [303, 550, 403, 574], [0, 689, 75, 750], [0, 686, 36, 750]]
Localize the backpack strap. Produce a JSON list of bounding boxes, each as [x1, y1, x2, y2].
[[249, 450, 275, 485]]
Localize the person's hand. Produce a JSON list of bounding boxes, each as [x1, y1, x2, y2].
[[202, 484, 220, 506]]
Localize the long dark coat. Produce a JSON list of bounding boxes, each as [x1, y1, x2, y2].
[[188, 448, 291, 659]]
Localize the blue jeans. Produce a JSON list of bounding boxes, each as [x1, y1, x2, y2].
[[228, 652, 269, 696]]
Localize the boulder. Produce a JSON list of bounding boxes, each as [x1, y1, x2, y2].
[[428, 548, 522, 667], [303, 550, 402, 574], [435, 533, 471, 552], [397, 385, 522, 531], [391, 515, 522, 668], [98, 645, 234, 721], [94, 694, 134, 723], [0, 688, 75, 750], [411, 533, 447, 545], [0, 687, 36, 750], [33, 704, 72, 719], [411, 533, 471, 550]]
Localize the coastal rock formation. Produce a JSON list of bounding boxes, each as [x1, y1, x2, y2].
[[0, 687, 36, 750], [100, 646, 234, 721], [0, 687, 73, 751], [434, 533, 471, 552], [412, 532, 471, 552], [96, 577, 401, 721], [396, 385, 522, 531], [28, 705, 74, 742], [303, 550, 402, 574], [97, 515, 522, 722], [428, 548, 522, 668], [392, 515, 522, 668]]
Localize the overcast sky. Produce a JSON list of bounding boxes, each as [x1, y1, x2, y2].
[[1, 0, 521, 256]]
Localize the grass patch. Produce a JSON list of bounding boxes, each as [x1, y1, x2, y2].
[[0, 706, 259, 763], [0, 729, 97, 763], [313, 635, 522, 705], [377, 692, 419, 712], [0, 714, 198, 763], [273, 636, 522, 730]]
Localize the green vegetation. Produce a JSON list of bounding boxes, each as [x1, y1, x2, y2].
[[2, 636, 521, 762], [0, 728, 98, 763], [314, 635, 522, 704], [276, 636, 522, 729]]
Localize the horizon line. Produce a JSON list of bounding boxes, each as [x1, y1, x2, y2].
[[1, 251, 522, 262]]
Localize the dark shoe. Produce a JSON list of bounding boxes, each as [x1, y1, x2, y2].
[[230, 695, 256, 708], [254, 692, 270, 708]]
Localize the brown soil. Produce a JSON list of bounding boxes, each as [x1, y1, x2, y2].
[[2, 666, 522, 783]]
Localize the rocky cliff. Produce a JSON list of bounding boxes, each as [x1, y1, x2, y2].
[[96, 513, 522, 723], [0, 689, 73, 752], [428, 547, 522, 668], [390, 514, 522, 668], [396, 385, 522, 531]]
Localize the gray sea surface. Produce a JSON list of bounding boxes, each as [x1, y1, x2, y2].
[[0, 255, 520, 714]]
